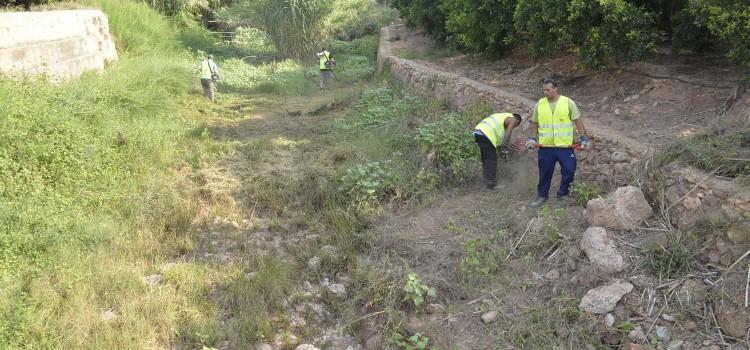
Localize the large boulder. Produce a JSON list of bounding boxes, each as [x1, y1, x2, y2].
[[580, 280, 634, 314], [580, 227, 626, 274], [586, 186, 653, 230]]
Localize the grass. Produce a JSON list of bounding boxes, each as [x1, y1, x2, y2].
[[657, 112, 750, 181]]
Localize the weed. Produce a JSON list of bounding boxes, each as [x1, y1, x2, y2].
[[416, 112, 478, 181], [337, 160, 398, 203], [643, 238, 691, 279], [390, 332, 434, 350], [570, 181, 602, 207], [460, 239, 500, 275], [397, 46, 458, 62], [403, 273, 436, 308]]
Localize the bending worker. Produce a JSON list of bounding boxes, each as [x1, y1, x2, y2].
[[474, 112, 522, 190], [526, 78, 590, 207]]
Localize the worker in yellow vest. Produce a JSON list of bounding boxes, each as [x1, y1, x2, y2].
[[525, 78, 590, 207], [474, 112, 522, 190], [316, 48, 335, 89], [196, 54, 220, 102]]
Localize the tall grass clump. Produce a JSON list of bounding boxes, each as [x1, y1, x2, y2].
[[0, 0, 226, 348]]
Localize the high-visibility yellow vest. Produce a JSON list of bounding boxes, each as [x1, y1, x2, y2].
[[199, 60, 212, 80], [537, 96, 574, 146], [475, 113, 512, 148], [319, 51, 331, 70]]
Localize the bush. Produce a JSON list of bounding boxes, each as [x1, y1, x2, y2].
[[671, 8, 716, 53], [440, 0, 516, 56], [337, 85, 425, 131], [513, 0, 571, 57], [392, 0, 449, 42], [416, 112, 478, 180], [688, 0, 750, 67], [324, 0, 397, 40], [337, 160, 398, 203], [568, 0, 658, 68]]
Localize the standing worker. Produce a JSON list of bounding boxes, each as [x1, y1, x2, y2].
[[526, 78, 590, 207], [197, 54, 220, 102], [474, 113, 522, 190], [316, 48, 334, 89]]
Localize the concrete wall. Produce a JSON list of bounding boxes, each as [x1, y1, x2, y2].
[[0, 10, 118, 79]]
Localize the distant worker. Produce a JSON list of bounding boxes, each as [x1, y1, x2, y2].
[[474, 113, 522, 190], [196, 54, 220, 102], [316, 48, 335, 89], [526, 78, 590, 207]]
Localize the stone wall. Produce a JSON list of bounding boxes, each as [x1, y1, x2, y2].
[[0, 10, 118, 80], [377, 24, 749, 230]]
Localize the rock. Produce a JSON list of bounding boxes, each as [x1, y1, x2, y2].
[[256, 344, 272, 350], [321, 245, 338, 256], [677, 279, 707, 309], [426, 303, 445, 314], [580, 227, 626, 274], [727, 221, 750, 244], [667, 340, 684, 350], [611, 151, 629, 163], [655, 326, 670, 342], [100, 310, 118, 322], [628, 325, 647, 342], [586, 186, 653, 230], [717, 303, 749, 338], [545, 269, 561, 280], [324, 283, 347, 300], [303, 281, 313, 291], [605, 313, 615, 327], [405, 316, 425, 333], [274, 333, 298, 348], [308, 256, 321, 269], [143, 274, 163, 286], [295, 345, 320, 350], [528, 217, 544, 235], [481, 310, 498, 324], [580, 280, 634, 314], [661, 313, 675, 322], [601, 330, 621, 345]]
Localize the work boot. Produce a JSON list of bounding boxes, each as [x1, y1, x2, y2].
[[556, 194, 570, 200], [530, 197, 547, 207]]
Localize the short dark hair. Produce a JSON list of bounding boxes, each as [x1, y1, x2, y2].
[[543, 78, 559, 87]]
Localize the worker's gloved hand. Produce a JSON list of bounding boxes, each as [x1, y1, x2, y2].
[[525, 138, 537, 151], [580, 135, 590, 149]]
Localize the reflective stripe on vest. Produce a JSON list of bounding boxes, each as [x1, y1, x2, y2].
[[537, 96, 574, 146], [475, 113, 512, 148], [319, 51, 330, 70]]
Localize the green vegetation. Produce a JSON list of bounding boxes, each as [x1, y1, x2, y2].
[[391, 0, 750, 67], [643, 237, 691, 279], [570, 181, 602, 207], [403, 273, 436, 308], [657, 113, 749, 180]]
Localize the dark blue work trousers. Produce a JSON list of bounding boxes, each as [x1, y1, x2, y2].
[[537, 147, 577, 199]]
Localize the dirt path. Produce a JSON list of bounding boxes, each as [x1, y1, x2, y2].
[[388, 22, 749, 150]]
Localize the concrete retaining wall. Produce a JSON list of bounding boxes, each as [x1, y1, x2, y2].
[[0, 10, 118, 79]]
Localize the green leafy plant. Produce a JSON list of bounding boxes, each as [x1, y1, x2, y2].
[[460, 239, 499, 275], [403, 273, 436, 308], [416, 112, 478, 180], [643, 239, 691, 279], [390, 332, 433, 350], [337, 160, 397, 203], [513, 0, 571, 57], [440, 0, 516, 56], [570, 181, 602, 207]]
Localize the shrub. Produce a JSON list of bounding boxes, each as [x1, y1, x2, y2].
[[671, 8, 716, 53], [416, 112, 478, 180], [392, 0, 449, 42], [568, 0, 658, 68], [570, 181, 602, 207], [513, 0, 571, 57], [324, 0, 397, 40], [688, 0, 750, 67], [337, 85, 425, 131], [337, 160, 398, 203], [440, 0, 516, 56]]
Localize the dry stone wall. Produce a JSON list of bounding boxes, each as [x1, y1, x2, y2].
[[0, 10, 118, 80]]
